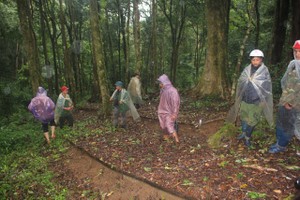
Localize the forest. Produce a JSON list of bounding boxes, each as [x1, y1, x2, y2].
[[1, 0, 300, 199]]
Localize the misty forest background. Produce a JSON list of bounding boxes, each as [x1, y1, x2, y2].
[[1, 0, 300, 199], [1, 0, 300, 119]]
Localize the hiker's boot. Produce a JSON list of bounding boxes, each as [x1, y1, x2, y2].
[[244, 136, 251, 147]]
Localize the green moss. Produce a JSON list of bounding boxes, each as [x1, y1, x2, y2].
[[207, 123, 238, 148]]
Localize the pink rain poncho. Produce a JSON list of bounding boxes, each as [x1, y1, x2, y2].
[[157, 74, 180, 134], [28, 87, 55, 123]]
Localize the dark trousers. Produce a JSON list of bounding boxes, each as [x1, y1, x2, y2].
[[59, 114, 74, 129], [42, 119, 55, 133], [275, 106, 296, 147]]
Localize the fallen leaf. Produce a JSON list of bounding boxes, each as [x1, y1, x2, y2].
[[273, 189, 282, 194]]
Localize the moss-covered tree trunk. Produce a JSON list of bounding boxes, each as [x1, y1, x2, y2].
[[89, 0, 110, 117], [16, 0, 41, 94], [192, 0, 230, 98]]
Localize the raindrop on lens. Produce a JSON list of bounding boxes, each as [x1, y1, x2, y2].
[[295, 178, 300, 190], [199, 119, 202, 126], [41, 65, 54, 79], [3, 86, 11, 95]]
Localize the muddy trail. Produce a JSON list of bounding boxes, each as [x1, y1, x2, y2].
[[50, 101, 300, 199]]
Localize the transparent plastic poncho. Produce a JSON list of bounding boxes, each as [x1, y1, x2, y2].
[[280, 60, 300, 92], [28, 87, 55, 123], [227, 64, 273, 126], [111, 88, 141, 121], [54, 93, 73, 124], [279, 60, 300, 139], [127, 76, 143, 105]]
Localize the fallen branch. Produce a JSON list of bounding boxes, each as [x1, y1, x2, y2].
[[243, 164, 278, 172]]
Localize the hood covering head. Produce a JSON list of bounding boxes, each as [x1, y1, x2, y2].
[[157, 74, 172, 87], [28, 87, 55, 123], [36, 87, 47, 96]]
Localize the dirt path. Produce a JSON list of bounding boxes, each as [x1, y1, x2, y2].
[[53, 105, 300, 199], [63, 145, 184, 200]]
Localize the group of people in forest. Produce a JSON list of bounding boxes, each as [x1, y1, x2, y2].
[[29, 39, 300, 155], [28, 86, 74, 144], [228, 40, 300, 154], [109, 72, 180, 143]]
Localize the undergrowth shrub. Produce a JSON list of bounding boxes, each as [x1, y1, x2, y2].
[[0, 110, 68, 199]]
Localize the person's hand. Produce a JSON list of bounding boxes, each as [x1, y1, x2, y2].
[[171, 114, 177, 120], [284, 103, 293, 110]]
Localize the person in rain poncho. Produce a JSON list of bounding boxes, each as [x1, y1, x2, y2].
[[127, 72, 143, 109], [28, 87, 56, 144], [227, 49, 273, 147], [110, 81, 140, 128], [54, 86, 74, 128], [157, 74, 180, 143], [269, 40, 300, 154]]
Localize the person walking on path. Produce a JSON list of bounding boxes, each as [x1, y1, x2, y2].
[[227, 49, 273, 147], [54, 86, 74, 129], [28, 87, 56, 144], [157, 74, 180, 143], [127, 72, 143, 109], [110, 81, 140, 129], [269, 40, 300, 153]]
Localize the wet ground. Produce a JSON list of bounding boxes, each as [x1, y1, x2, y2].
[[49, 99, 300, 199]]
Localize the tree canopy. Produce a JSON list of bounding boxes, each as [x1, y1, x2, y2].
[[1, 0, 300, 114]]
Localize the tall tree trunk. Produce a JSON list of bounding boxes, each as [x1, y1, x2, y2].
[[39, 0, 53, 95], [43, 0, 59, 94], [133, 0, 142, 73], [160, 0, 187, 83], [254, 0, 260, 48], [89, 0, 111, 117], [59, 0, 75, 94], [270, 0, 289, 65], [192, 0, 230, 98], [291, 0, 300, 42], [105, 7, 115, 81], [16, 0, 41, 94], [150, 0, 158, 88], [126, 0, 131, 83]]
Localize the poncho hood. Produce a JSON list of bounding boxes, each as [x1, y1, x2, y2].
[[28, 87, 55, 123], [281, 60, 300, 88], [36, 87, 47, 97], [158, 74, 172, 87]]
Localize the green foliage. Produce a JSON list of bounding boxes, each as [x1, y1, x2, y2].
[[247, 191, 267, 199], [0, 110, 68, 199], [207, 123, 238, 148], [0, 82, 32, 121], [189, 96, 229, 111]]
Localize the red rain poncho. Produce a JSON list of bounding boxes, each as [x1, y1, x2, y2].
[[28, 87, 55, 123], [157, 74, 180, 134]]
